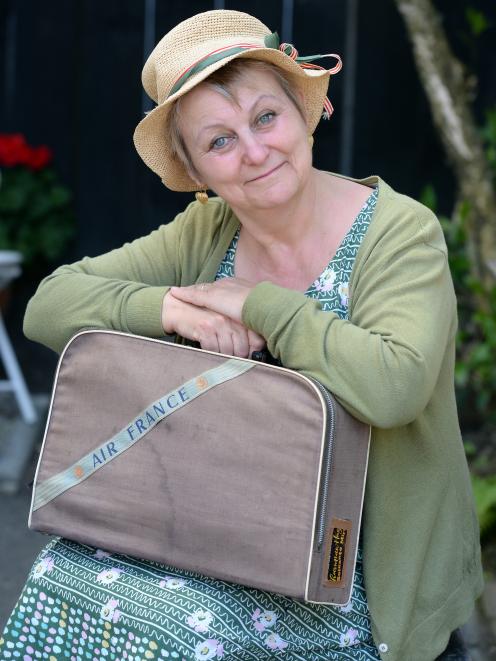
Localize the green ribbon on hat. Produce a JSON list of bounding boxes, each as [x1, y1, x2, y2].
[[264, 31, 280, 49], [169, 46, 256, 97], [167, 31, 334, 100], [266, 32, 335, 65]]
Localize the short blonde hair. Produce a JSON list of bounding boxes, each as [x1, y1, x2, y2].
[[167, 58, 306, 182]]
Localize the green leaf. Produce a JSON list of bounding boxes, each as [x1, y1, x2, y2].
[[419, 184, 437, 212], [471, 474, 496, 536], [464, 441, 477, 458], [466, 8, 490, 37], [0, 187, 27, 212], [455, 362, 469, 387], [50, 186, 71, 206]]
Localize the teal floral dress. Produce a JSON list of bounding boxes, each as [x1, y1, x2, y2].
[[0, 190, 380, 661]]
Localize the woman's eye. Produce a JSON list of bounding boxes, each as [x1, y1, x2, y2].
[[258, 112, 275, 125], [210, 136, 229, 150]]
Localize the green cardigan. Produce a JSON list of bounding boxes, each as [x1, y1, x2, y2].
[[24, 175, 483, 660]]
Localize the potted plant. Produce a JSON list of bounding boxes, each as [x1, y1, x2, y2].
[[0, 133, 74, 303]]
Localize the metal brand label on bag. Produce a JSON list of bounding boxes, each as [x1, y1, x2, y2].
[[324, 518, 351, 586]]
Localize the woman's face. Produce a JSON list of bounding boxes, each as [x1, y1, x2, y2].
[[177, 68, 312, 213]]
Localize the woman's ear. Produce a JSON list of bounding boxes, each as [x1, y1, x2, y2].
[[188, 170, 204, 188], [183, 155, 203, 188]]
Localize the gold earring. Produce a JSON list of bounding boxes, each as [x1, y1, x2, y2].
[[307, 135, 314, 148], [195, 188, 209, 204]]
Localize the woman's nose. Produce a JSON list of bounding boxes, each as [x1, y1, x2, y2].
[[240, 132, 269, 165]]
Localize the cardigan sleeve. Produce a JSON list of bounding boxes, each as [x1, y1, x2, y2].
[[242, 207, 457, 430], [24, 197, 237, 355], [23, 209, 189, 354]]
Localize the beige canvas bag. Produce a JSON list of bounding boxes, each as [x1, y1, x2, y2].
[[29, 330, 370, 605]]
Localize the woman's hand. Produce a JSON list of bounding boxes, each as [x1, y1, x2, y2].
[[169, 277, 254, 324], [162, 290, 264, 358]]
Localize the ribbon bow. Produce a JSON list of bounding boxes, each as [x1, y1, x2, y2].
[[264, 32, 342, 119]]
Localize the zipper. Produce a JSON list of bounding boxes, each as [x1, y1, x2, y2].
[[310, 378, 336, 551]]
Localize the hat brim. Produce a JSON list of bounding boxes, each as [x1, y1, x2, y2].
[[133, 47, 331, 192]]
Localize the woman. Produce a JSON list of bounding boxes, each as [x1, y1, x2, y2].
[[1, 9, 482, 661]]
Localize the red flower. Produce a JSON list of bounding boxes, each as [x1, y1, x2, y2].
[[0, 133, 53, 169], [28, 145, 52, 170], [0, 133, 30, 167]]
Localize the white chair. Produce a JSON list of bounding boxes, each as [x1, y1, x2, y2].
[[0, 252, 37, 424]]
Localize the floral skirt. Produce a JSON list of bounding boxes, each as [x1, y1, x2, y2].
[[0, 538, 380, 660]]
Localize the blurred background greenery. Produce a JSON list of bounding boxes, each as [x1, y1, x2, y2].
[[422, 172, 496, 571]]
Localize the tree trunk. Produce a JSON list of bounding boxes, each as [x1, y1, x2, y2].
[[394, 0, 496, 287]]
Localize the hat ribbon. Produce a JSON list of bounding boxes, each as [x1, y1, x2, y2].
[[277, 40, 342, 119], [168, 31, 342, 119]]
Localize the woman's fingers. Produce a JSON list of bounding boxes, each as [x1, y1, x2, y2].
[[200, 321, 260, 358], [248, 329, 266, 357], [195, 316, 221, 354], [169, 277, 254, 324], [194, 313, 228, 354], [200, 318, 256, 359], [230, 327, 250, 358], [162, 292, 264, 358], [219, 326, 264, 359], [197, 319, 265, 358]]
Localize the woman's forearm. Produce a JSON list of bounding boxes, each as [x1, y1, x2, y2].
[[24, 262, 169, 353], [23, 223, 183, 353], [242, 244, 456, 429]]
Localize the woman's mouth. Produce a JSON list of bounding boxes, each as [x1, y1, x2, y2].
[[246, 162, 285, 183]]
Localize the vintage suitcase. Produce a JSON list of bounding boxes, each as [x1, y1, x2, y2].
[[29, 329, 370, 605]]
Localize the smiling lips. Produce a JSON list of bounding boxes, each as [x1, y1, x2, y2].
[[246, 162, 286, 183]]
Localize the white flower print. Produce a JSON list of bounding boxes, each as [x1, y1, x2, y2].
[[313, 267, 337, 294], [32, 556, 54, 580], [251, 608, 278, 632], [94, 549, 112, 560], [322, 267, 337, 283], [187, 609, 214, 633], [96, 567, 122, 585], [100, 597, 121, 623], [194, 638, 224, 660], [339, 627, 359, 647], [339, 600, 353, 614], [337, 281, 349, 307], [265, 632, 288, 651], [160, 576, 187, 590]]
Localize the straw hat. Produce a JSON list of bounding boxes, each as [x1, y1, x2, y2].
[[133, 9, 342, 191]]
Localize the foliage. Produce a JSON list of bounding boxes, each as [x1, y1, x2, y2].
[[481, 107, 496, 173], [471, 475, 496, 539], [465, 7, 491, 37], [420, 187, 496, 426], [421, 105, 496, 551], [0, 133, 74, 267], [421, 106, 496, 427]]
